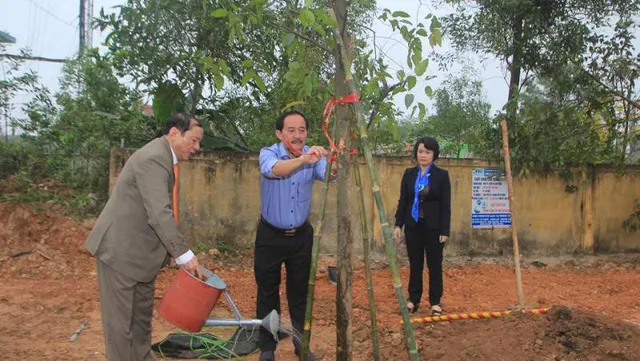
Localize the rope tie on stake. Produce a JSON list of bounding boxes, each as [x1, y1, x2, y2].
[[285, 92, 360, 162]]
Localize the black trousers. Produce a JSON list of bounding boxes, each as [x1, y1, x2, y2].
[[254, 219, 313, 352], [404, 220, 445, 307]]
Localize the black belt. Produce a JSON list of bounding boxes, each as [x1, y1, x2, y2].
[[260, 216, 309, 237]]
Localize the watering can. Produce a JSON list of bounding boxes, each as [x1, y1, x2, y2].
[[157, 267, 280, 340]]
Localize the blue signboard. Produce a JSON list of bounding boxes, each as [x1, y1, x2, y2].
[[471, 168, 511, 228]]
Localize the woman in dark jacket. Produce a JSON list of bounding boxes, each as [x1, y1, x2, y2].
[[394, 137, 451, 315]]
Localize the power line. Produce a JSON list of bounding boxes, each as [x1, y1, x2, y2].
[[27, 0, 78, 29], [0, 53, 67, 63]]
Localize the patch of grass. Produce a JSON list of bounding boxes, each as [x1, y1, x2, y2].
[[194, 242, 210, 254], [0, 172, 100, 218]]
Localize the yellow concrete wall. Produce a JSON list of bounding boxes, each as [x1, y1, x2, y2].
[[109, 148, 640, 256]]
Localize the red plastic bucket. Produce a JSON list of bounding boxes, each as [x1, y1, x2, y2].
[[157, 267, 226, 332]]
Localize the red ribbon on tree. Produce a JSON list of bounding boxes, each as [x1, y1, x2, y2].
[[285, 92, 360, 162], [322, 92, 360, 161]]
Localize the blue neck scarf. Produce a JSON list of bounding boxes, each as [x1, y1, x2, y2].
[[411, 164, 433, 222]]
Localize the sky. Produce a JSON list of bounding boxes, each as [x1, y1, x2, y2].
[[0, 0, 510, 131]]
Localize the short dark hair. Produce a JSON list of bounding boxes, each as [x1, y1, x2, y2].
[[276, 110, 308, 131], [413, 136, 440, 160], [163, 113, 202, 135]]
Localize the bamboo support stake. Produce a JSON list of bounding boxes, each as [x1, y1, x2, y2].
[[301, 162, 333, 360], [353, 155, 380, 361], [500, 118, 526, 309]]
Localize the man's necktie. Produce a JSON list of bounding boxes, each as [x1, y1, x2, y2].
[[172, 163, 180, 225]]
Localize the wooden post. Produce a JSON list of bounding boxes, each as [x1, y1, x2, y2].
[[500, 119, 525, 309]]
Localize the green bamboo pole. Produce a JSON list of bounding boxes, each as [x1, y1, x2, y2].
[[300, 136, 335, 361], [352, 153, 380, 361], [328, 9, 420, 361]]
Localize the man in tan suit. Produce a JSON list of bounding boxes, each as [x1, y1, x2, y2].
[[85, 113, 204, 361]]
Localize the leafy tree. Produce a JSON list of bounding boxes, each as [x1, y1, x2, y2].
[[506, 82, 605, 177], [0, 45, 38, 141], [411, 75, 491, 158], [579, 16, 640, 163], [12, 50, 154, 203], [442, 0, 638, 125]]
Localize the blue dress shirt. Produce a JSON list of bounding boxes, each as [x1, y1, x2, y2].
[[259, 142, 328, 229]]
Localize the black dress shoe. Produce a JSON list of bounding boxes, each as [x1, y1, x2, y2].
[[259, 350, 275, 361], [407, 301, 419, 314]]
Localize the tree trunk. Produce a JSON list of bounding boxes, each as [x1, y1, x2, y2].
[[332, 2, 353, 360], [329, 8, 420, 361], [506, 13, 524, 123]]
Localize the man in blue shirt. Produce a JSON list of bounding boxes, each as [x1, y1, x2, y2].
[[255, 110, 334, 361]]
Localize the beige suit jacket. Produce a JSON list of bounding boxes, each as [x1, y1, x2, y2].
[[85, 137, 190, 282]]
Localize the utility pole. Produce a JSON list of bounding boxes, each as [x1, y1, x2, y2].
[[79, 0, 93, 54], [1, 107, 5, 143]]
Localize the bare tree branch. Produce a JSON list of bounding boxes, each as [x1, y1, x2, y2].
[[0, 54, 67, 63], [581, 66, 640, 111], [367, 81, 405, 130], [220, 114, 250, 149], [286, 29, 333, 54]]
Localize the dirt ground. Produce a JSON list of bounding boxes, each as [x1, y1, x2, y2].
[[1, 202, 640, 361]]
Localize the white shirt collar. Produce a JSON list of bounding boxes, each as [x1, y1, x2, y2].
[[169, 145, 178, 165]]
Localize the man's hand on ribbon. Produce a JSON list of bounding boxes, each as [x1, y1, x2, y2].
[[301, 145, 329, 164]]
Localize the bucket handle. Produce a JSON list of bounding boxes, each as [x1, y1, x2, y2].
[[223, 290, 243, 321]]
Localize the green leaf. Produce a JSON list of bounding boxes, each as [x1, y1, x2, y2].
[[299, 9, 316, 27], [312, 23, 326, 37], [214, 73, 225, 90], [415, 59, 429, 76], [241, 59, 254, 68], [254, 74, 265, 92], [392, 11, 410, 18], [412, 52, 422, 69], [430, 17, 441, 32], [217, 59, 229, 76], [407, 75, 417, 90], [211, 8, 228, 18], [397, 70, 406, 80], [418, 103, 426, 121], [283, 32, 295, 46], [429, 29, 442, 47], [316, 10, 338, 27], [416, 28, 428, 37], [424, 86, 433, 97], [405, 93, 415, 108], [242, 70, 257, 85], [400, 26, 410, 42], [304, 0, 313, 6]]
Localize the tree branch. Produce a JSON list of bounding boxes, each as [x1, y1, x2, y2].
[[0, 53, 67, 63], [367, 81, 405, 130], [581, 67, 640, 111], [286, 29, 333, 55], [203, 124, 250, 152], [220, 113, 250, 149]]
